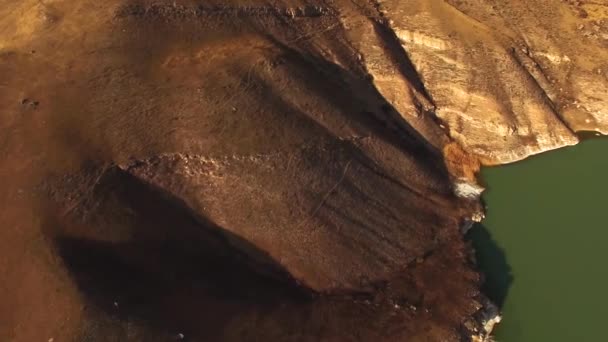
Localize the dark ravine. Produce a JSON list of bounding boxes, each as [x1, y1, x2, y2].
[[0, 1, 606, 341]]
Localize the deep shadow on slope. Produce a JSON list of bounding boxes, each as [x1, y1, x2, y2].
[[49, 166, 480, 341], [53, 167, 311, 340], [255, 35, 451, 187], [467, 224, 513, 307]]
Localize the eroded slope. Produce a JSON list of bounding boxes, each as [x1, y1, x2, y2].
[[0, 0, 606, 341]]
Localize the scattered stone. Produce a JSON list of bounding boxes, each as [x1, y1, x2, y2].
[[20, 98, 40, 109]]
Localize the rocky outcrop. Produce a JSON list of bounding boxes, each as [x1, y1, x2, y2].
[[375, 0, 607, 163], [0, 0, 605, 341]]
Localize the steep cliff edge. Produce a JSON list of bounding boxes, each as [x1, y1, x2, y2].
[[376, 0, 607, 164], [0, 1, 605, 341]]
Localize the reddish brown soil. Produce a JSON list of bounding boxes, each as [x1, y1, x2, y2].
[[0, 1, 485, 341]]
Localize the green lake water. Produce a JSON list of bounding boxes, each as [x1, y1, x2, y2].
[[469, 138, 608, 341]]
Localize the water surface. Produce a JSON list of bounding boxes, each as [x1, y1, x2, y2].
[[470, 138, 608, 341]]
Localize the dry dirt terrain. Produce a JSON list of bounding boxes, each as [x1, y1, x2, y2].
[[0, 0, 606, 341]]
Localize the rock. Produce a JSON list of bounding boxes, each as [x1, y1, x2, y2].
[[20, 98, 39, 109], [0, 0, 606, 341]]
